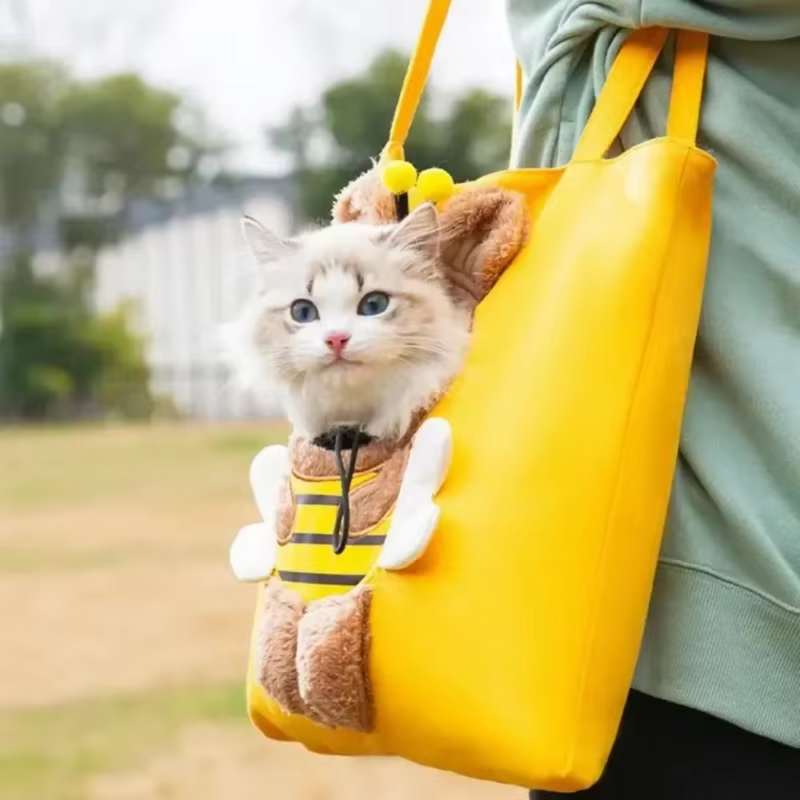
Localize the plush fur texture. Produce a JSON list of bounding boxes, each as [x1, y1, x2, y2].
[[332, 162, 397, 226], [348, 446, 409, 533], [439, 187, 530, 298], [228, 204, 470, 442], [274, 475, 295, 547], [257, 581, 373, 730], [256, 581, 306, 716], [290, 429, 407, 477], [296, 587, 373, 731], [334, 165, 529, 308]]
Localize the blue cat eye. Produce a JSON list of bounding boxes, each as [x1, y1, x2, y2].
[[357, 291, 390, 317], [290, 299, 319, 323]]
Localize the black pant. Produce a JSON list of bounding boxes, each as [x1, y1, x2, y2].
[[531, 691, 800, 799]]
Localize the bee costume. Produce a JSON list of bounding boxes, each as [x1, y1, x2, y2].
[[231, 181, 530, 732], [230, 1, 714, 791]]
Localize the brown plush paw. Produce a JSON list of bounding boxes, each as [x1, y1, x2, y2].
[[295, 586, 374, 732], [257, 580, 307, 716]]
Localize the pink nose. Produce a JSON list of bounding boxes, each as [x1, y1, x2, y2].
[[324, 332, 351, 357]]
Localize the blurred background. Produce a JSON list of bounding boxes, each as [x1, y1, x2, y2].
[[0, 1, 520, 797]]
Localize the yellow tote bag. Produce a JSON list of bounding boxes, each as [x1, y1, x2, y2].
[[245, 6, 715, 791]]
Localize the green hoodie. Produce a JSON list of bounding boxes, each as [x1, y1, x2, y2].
[[507, 0, 800, 747]]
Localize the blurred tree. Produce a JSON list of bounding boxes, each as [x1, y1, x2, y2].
[[60, 73, 217, 206], [0, 253, 153, 420], [0, 59, 219, 422], [270, 107, 316, 172], [270, 50, 512, 223], [89, 300, 154, 420], [0, 61, 67, 237], [0, 60, 220, 253]]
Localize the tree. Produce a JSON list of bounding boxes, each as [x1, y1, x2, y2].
[[60, 73, 217, 205], [0, 59, 218, 421], [270, 50, 513, 223], [0, 60, 221, 254], [0, 61, 67, 239], [0, 253, 153, 420]]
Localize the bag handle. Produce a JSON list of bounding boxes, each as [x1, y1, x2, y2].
[[572, 27, 709, 160], [510, 60, 523, 161], [383, 0, 453, 161], [383, 0, 709, 163], [667, 30, 710, 142]]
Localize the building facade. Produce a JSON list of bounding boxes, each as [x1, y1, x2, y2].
[[92, 179, 295, 419]]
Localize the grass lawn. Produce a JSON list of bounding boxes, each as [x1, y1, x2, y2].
[[0, 422, 273, 799], [0, 683, 245, 800]]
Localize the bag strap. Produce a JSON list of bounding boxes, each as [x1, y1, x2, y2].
[[383, 0, 709, 163], [510, 60, 523, 161], [572, 27, 709, 160], [667, 30, 710, 143], [383, 0, 452, 161]]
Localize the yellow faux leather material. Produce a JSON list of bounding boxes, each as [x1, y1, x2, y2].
[[246, 6, 715, 790]]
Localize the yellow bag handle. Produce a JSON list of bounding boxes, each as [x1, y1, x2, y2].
[[667, 29, 710, 142], [572, 27, 709, 160], [383, 0, 709, 163], [514, 61, 523, 114], [510, 61, 523, 161], [383, 0, 452, 161]]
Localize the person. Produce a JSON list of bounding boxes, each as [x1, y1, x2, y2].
[[506, 2, 800, 797]]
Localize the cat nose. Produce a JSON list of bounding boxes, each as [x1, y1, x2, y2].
[[324, 332, 351, 357]]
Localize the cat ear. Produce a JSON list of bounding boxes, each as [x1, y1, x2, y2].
[[241, 216, 295, 263], [386, 203, 440, 261]]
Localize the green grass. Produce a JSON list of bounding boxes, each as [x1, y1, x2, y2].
[[0, 422, 285, 512], [0, 423, 282, 799], [0, 683, 248, 800], [0, 542, 223, 575]]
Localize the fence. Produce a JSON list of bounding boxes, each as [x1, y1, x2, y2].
[[93, 187, 292, 420]]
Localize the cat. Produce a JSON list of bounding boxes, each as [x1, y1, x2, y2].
[[226, 203, 471, 442]]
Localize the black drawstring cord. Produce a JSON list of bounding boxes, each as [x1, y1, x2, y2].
[[311, 425, 372, 555], [332, 427, 361, 554]]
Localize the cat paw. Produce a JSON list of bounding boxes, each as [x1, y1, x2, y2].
[[229, 444, 290, 582], [378, 418, 451, 571]]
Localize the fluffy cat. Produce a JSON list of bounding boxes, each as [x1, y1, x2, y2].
[[227, 203, 470, 442]]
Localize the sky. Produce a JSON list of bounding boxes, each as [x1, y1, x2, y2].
[[2, 0, 516, 173]]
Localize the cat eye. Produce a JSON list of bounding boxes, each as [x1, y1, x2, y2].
[[290, 299, 319, 323], [357, 291, 390, 317]]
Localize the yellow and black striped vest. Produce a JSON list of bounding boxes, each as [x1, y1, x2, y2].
[[274, 470, 391, 602]]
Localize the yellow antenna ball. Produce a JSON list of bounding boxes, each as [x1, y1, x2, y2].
[[381, 160, 418, 195], [416, 168, 455, 203]]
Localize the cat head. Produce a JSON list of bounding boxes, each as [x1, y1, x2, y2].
[[228, 203, 470, 440]]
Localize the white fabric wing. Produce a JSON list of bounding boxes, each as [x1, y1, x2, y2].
[[229, 522, 277, 582], [378, 417, 452, 571], [229, 444, 289, 582]]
